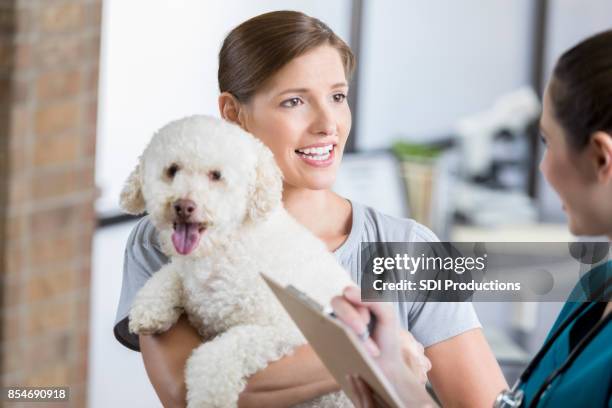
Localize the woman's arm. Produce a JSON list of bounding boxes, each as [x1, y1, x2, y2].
[[238, 346, 339, 407], [425, 328, 507, 408], [139, 314, 339, 408], [139, 314, 203, 408]]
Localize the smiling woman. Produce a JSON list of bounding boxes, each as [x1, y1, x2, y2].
[[114, 10, 507, 408], [219, 42, 353, 191]]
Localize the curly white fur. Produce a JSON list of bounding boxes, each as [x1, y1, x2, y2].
[[122, 115, 355, 408]]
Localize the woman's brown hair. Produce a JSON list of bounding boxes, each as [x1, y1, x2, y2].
[[218, 10, 356, 103], [549, 29, 612, 150]]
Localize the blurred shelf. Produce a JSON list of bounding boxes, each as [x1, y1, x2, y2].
[[451, 223, 574, 242]]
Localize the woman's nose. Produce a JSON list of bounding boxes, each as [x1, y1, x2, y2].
[[311, 104, 337, 136]]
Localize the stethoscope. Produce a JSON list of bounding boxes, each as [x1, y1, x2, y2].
[[494, 277, 611, 408]]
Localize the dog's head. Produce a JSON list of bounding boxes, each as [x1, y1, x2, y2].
[[119, 115, 283, 257]]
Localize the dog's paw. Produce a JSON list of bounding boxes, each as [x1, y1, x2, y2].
[[128, 304, 181, 335]]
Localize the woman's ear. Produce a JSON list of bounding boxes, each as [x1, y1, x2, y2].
[[591, 131, 612, 182], [219, 92, 247, 128], [246, 140, 283, 223], [119, 160, 146, 215]]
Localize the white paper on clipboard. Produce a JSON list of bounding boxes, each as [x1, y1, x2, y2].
[[260, 273, 407, 408]]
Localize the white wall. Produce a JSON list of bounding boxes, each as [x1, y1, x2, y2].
[[544, 0, 612, 76], [88, 222, 160, 408], [95, 0, 351, 216], [355, 0, 533, 149]]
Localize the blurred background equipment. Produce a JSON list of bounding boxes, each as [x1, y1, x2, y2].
[[455, 87, 541, 186], [389, 87, 542, 238], [452, 87, 541, 228]]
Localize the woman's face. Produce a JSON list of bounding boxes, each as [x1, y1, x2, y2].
[[239, 44, 351, 191], [539, 84, 606, 236]]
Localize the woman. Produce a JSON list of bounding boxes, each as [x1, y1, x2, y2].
[[113, 11, 506, 407], [333, 29, 612, 407]]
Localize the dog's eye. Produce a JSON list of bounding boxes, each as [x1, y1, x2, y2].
[[208, 170, 222, 181], [166, 163, 180, 179]]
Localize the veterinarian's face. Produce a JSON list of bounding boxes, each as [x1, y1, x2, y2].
[[240, 45, 351, 190], [539, 85, 609, 236]]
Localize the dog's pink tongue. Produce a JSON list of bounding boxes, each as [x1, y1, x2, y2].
[[172, 223, 201, 255]]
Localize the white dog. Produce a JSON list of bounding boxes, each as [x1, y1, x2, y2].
[[121, 115, 355, 408]]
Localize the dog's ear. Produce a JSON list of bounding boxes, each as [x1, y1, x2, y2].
[[247, 140, 283, 222], [119, 160, 146, 215]]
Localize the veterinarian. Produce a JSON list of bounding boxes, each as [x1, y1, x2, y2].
[[332, 30, 612, 408], [114, 10, 507, 407]]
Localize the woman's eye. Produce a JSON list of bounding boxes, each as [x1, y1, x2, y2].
[[208, 170, 222, 181], [166, 163, 180, 178], [280, 97, 302, 108], [333, 93, 347, 103], [539, 133, 548, 146]]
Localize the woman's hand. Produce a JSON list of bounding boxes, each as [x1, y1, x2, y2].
[[331, 286, 436, 407]]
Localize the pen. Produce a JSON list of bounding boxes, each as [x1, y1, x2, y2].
[[328, 309, 378, 342]]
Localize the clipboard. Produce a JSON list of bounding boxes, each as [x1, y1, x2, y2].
[[261, 273, 406, 408]]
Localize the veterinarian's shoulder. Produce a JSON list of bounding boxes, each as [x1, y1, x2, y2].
[[356, 201, 439, 243]]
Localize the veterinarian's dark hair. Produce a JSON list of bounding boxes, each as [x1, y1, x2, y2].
[[218, 10, 355, 103], [549, 29, 612, 150]]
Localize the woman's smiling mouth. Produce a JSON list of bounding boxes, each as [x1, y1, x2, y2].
[[294, 143, 336, 167]]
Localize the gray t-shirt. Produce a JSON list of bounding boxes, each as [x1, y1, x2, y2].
[[114, 200, 481, 351]]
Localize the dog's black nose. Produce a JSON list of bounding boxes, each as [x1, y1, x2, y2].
[[173, 199, 196, 219]]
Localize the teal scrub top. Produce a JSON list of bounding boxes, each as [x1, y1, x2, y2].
[[519, 260, 611, 407]]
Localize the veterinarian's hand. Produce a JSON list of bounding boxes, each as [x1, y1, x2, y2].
[[331, 286, 432, 407], [331, 286, 430, 383], [399, 329, 431, 385]]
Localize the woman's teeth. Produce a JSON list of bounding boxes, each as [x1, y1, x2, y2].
[[295, 144, 333, 160], [299, 152, 330, 161]]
